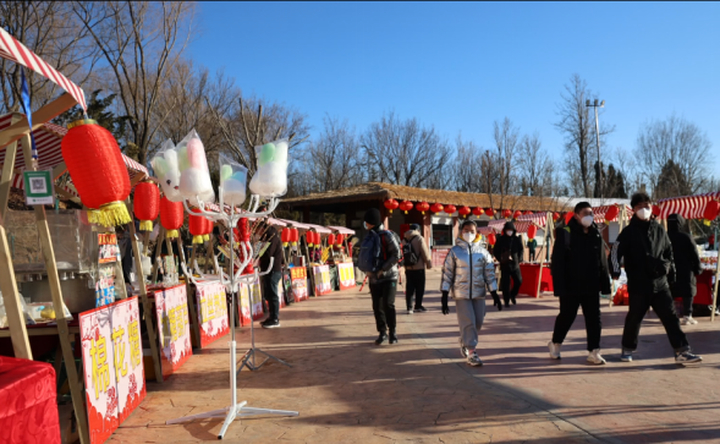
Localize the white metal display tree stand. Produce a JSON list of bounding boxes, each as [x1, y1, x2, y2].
[[166, 191, 298, 439]]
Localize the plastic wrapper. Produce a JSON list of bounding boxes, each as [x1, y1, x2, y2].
[[249, 138, 289, 198], [0, 292, 37, 327], [177, 129, 215, 206], [151, 139, 184, 202], [219, 153, 248, 207]]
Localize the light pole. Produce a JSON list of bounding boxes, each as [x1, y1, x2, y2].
[[586, 99, 605, 198]]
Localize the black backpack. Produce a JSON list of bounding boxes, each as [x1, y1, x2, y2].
[[402, 236, 420, 266]]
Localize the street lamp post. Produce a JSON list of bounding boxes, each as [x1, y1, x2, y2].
[[586, 99, 605, 198]]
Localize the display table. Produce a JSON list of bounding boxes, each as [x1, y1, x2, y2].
[[518, 263, 553, 298], [0, 356, 61, 444]]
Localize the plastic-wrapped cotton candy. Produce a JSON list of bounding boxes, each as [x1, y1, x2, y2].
[[249, 138, 289, 198], [177, 129, 215, 206], [219, 153, 248, 207], [151, 139, 184, 202]]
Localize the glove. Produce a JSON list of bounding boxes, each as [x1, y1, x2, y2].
[[441, 291, 449, 315], [491, 290, 502, 311]]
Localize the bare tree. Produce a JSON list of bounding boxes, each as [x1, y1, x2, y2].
[[555, 74, 614, 197], [0, 1, 100, 111], [517, 132, 554, 197], [361, 111, 451, 188], [480, 117, 521, 213], [635, 114, 712, 198], [453, 135, 483, 192], [72, 1, 195, 165]]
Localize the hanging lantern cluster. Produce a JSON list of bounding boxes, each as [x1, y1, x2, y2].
[[133, 181, 160, 232], [416, 201, 430, 214], [431, 203, 444, 214], [384, 199, 399, 214], [703, 201, 720, 225], [399, 201, 414, 214], [444, 204, 457, 215], [160, 196, 184, 239], [472, 207, 484, 216], [458, 206, 471, 218], [61, 119, 131, 227]]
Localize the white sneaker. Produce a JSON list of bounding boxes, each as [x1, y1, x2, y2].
[[587, 349, 606, 365], [548, 341, 561, 360], [467, 352, 483, 366], [688, 316, 698, 325], [407, 308, 414, 315], [680, 316, 690, 325]]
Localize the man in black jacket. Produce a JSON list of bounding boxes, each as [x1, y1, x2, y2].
[[260, 225, 284, 328], [548, 202, 611, 365], [667, 213, 702, 325], [493, 221, 524, 307], [611, 192, 701, 364]]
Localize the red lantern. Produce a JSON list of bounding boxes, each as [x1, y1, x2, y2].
[[399, 200, 414, 214], [160, 197, 183, 239], [553, 212, 561, 222], [133, 181, 160, 231], [315, 231, 322, 248], [652, 205, 661, 218], [189, 212, 205, 244], [485, 208, 495, 217], [336, 233, 345, 245], [307, 231, 314, 247], [328, 233, 336, 245], [416, 201, 430, 215], [502, 209, 512, 219], [458, 206, 471, 218], [384, 199, 399, 214], [203, 217, 212, 242], [472, 207, 484, 216], [528, 225, 538, 240], [281, 227, 291, 247], [62, 119, 131, 227], [703, 201, 720, 225], [445, 204, 457, 215], [564, 211, 574, 225], [513, 210, 522, 219], [290, 228, 299, 246], [605, 206, 620, 223], [431, 203, 444, 214], [487, 232, 497, 246]]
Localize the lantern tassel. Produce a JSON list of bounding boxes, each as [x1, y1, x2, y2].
[[193, 235, 204, 244], [166, 229, 179, 239], [139, 220, 153, 231], [89, 201, 132, 227], [203, 234, 210, 242]]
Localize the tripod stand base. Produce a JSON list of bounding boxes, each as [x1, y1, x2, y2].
[[166, 401, 299, 439], [238, 347, 291, 373]]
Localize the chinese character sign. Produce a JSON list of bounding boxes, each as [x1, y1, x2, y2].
[[195, 281, 229, 347], [337, 262, 356, 290], [154, 284, 192, 377], [80, 297, 146, 444], [290, 267, 308, 302], [238, 280, 264, 326], [313, 265, 332, 296]]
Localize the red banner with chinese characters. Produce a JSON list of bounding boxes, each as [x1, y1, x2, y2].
[[79, 297, 146, 444], [238, 280, 263, 326], [154, 284, 192, 377], [337, 262, 356, 291], [195, 282, 229, 348], [313, 265, 332, 296], [290, 267, 308, 302]]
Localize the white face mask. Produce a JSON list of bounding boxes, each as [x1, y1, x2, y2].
[[363, 221, 370, 230], [462, 232, 475, 243], [580, 215, 594, 227], [505, 230, 513, 236], [636, 208, 652, 221]]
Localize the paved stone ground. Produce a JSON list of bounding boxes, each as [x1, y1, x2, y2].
[[110, 270, 720, 443]]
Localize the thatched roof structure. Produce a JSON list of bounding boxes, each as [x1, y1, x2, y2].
[[283, 182, 569, 213]]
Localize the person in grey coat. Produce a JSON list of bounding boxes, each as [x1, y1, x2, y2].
[[402, 223, 433, 314], [440, 220, 500, 366]]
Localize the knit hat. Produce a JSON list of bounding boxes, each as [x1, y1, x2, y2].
[[364, 208, 382, 226], [409, 223, 420, 231]]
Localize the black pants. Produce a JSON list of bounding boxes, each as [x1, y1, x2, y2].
[[370, 280, 397, 334], [621, 288, 689, 353], [405, 269, 426, 310], [262, 271, 282, 321], [682, 296, 694, 317], [529, 250, 536, 262], [500, 265, 522, 305], [552, 293, 601, 351]]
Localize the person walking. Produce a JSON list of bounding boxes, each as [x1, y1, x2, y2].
[[494, 221, 524, 307], [260, 225, 284, 328], [548, 202, 611, 365], [441, 220, 500, 366], [358, 208, 401, 345], [402, 223, 432, 314], [611, 192, 702, 364], [667, 213, 702, 325]]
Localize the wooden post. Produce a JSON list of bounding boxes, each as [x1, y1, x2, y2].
[[712, 261, 720, 322], [535, 217, 548, 298], [126, 204, 163, 381], [0, 224, 32, 359], [20, 133, 89, 444], [151, 228, 166, 284]]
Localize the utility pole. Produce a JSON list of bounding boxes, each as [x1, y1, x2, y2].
[[586, 99, 605, 198]]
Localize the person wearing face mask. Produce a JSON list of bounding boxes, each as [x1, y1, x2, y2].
[[667, 213, 702, 325], [548, 202, 611, 364], [493, 221, 524, 307], [440, 220, 500, 366], [611, 192, 702, 365]]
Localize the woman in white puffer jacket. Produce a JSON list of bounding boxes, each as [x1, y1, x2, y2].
[[441, 220, 499, 366]]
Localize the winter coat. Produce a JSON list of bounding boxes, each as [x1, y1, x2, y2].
[[493, 221, 524, 271], [441, 238, 498, 300], [551, 217, 611, 298], [667, 214, 702, 298], [611, 216, 675, 295], [367, 225, 401, 284], [402, 229, 432, 271], [260, 226, 284, 273]]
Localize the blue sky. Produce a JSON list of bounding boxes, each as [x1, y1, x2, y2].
[[189, 2, 720, 181]]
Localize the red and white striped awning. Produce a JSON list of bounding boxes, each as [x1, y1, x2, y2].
[[592, 205, 632, 224], [657, 192, 720, 220], [0, 27, 87, 110], [0, 113, 148, 194]]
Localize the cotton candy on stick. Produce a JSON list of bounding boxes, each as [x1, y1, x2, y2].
[[178, 129, 215, 206], [219, 159, 248, 207], [249, 139, 289, 198]]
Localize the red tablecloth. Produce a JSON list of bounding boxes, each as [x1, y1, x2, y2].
[[518, 263, 553, 298], [692, 269, 714, 306], [0, 356, 60, 444]]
